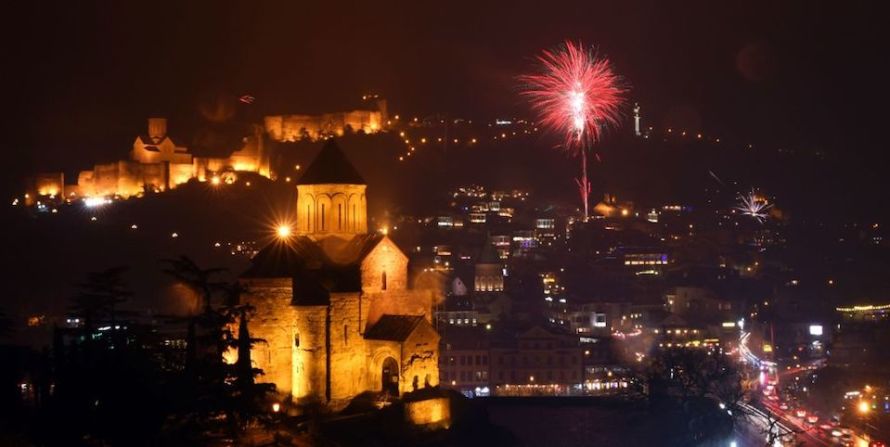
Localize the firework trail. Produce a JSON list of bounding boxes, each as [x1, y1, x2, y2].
[[519, 40, 625, 220]]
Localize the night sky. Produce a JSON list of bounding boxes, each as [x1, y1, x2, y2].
[[2, 1, 888, 208]]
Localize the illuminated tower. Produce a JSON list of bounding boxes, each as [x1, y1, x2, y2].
[[296, 140, 368, 239], [474, 238, 504, 292], [633, 103, 641, 137]]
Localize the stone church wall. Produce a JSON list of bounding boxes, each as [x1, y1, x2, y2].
[[239, 278, 299, 396], [327, 292, 370, 402], [361, 238, 408, 294], [366, 290, 435, 329], [400, 321, 440, 394]]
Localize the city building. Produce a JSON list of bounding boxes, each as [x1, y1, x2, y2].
[[439, 326, 491, 397], [475, 239, 504, 292], [490, 326, 583, 395]]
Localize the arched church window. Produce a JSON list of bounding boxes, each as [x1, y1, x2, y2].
[[381, 271, 387, 291], [321, 204, 325, 231], [294, 331, 300, 347], [338, 204, 342, 230]]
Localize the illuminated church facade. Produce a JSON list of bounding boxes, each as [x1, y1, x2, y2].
[[238, 141, 439, 407]]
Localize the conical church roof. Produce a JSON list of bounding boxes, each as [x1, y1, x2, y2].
[[298, 140, 365, 185]]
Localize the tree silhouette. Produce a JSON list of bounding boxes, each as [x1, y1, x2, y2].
[[160, 259, 274, 441], [70, 266, 132, 337], [0, 307, 11, 339], [646, 348, 743, 445], [161, 256, 227, 314]]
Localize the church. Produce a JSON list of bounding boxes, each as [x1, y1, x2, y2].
[[238, 140, 440, 408]]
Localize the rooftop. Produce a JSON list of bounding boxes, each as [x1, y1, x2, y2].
[[298, 140, 365, 185]]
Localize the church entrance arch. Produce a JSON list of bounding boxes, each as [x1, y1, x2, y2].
[[381, 357, 399, 396]]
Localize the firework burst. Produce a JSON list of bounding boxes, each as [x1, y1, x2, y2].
[[519, 41, 626, 220], [735, 190, 772, 222], [519, 40, 625, 152]]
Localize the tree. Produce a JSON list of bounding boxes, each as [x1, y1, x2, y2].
[[229, 303, 275, 428], [646, 348, 744, 445], [0, 307, 11, 339], [37, 267, 167, 446], [160, 260, 274, 441], [161, 256, 227, 314], [70, 266, 132, 337]]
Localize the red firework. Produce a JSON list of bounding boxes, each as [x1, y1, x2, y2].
[[519, 41, 625, 220], [520, 40, 625, 152]]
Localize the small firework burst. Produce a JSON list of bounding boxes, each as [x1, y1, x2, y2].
[[735, 190, 772, 222]]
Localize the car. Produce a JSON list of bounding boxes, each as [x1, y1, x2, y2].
[[806, 415, 818, 425], [869, 442, 886, 447], [768, 394, 780, 401], [779, 403, 789, 410], [795, 409, 807, 418]]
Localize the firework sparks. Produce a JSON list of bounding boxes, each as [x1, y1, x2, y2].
[[736, 190, 773, 222], [519, 40, 625, 151], [519, 41, 626, 220]]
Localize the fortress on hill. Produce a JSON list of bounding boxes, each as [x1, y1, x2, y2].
[[27, 99, 388, 201], [236, 140, 440, 408]]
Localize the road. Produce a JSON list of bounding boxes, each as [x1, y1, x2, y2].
[[735, 329, 877, 447]]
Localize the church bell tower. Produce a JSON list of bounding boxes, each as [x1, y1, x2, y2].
[[295, 140, 368, 239]]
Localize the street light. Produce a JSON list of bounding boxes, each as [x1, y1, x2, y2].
[[858, 400, 871, 414]]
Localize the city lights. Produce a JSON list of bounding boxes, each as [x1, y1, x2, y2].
[[858, 400, 870, 414], [84, 197, 112, 207]]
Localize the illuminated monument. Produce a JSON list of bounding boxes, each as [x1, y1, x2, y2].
[[238, 140, 440, 409], [264, 98, 388, 142], [27, 99, 387, 201], [30, 117, 270, 200]]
